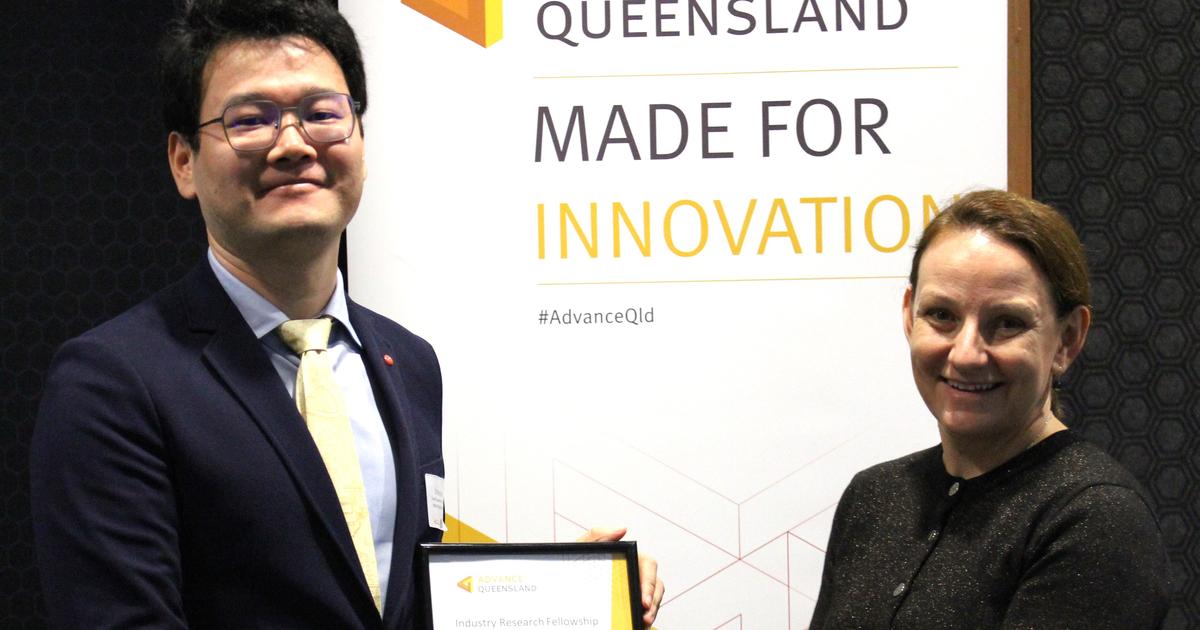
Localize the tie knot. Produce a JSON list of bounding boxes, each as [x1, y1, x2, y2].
[[278, 317, 333, 355]]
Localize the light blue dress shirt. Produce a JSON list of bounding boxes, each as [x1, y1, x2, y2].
[[207, 250, 398, 605]]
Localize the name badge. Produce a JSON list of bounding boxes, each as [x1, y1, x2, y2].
[[425, 474, 447, 531]]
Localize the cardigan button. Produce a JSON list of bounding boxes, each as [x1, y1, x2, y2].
[[948, 481, 960, 496], [893, 583, 906, 596]]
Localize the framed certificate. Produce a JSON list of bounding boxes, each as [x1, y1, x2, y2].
[[417, 542, 644, 630]]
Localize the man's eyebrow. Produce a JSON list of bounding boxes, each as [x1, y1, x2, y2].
[[218, 87, 344, 110]]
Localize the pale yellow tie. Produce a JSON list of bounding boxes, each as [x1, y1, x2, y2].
[[278, 318, 382, 613]]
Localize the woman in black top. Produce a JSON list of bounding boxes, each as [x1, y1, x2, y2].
[[809, 190, 1170, 629]]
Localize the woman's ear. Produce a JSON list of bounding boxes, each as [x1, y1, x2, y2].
[[902, 285, 916, 341], [1053, 305, 1091, 377]]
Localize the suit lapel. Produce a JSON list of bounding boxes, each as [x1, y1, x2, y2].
[[348, 302, 424, 627], [182, 263, 379, 617]]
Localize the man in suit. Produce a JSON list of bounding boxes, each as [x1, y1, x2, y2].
[[29, 1, 662, 628]]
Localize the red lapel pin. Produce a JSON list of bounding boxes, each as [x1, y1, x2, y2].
[[383, 354, 395, 366]]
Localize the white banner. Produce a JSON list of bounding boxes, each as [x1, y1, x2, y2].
[[343, 1, 1008, 626]]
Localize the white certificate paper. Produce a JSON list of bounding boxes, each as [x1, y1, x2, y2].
[[424, 545, 638, 629]]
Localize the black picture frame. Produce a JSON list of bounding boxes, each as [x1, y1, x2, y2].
[[416, 541, 644, 630]]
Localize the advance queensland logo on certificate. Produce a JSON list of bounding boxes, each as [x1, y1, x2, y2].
[[421, 543, 641, 629]]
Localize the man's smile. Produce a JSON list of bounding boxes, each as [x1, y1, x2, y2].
[[259, 176, 325, 197]]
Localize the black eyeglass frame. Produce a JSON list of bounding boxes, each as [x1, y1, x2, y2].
[[194, 91, 362, 152]]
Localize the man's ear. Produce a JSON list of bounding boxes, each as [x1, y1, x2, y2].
[[167, 132, 198, 199], [902, 284, 916, 341], [1053, 305, 1091, 377]]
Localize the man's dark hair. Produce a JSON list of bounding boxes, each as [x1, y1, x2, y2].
[[160, 0, 367, 147]]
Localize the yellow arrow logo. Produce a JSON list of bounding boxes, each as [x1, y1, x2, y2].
[[403, 0, 503, 48]]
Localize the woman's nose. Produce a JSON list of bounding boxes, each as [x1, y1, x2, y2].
[[947, 321, 989, 368]]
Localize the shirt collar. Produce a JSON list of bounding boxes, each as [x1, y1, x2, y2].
[[206, 248, 362, 348]]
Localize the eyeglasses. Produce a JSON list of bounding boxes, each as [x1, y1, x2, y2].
[[195, 92, 361, 152]]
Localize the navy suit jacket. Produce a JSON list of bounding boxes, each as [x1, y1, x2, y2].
[[31, 261, 444, 629]]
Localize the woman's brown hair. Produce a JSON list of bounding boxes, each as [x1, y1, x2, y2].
[[909, 189, 1091, 316]]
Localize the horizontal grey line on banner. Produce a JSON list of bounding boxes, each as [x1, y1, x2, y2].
[[536, 275, 908, 286], [534, 65, 958, 80]]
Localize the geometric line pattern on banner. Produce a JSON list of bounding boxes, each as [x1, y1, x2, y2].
[[548, 437, 870, 629], [713, 614, 743, 630]]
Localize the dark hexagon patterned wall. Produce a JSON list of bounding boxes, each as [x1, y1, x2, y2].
[[1033, 1, 1199, 627], [0, 3, 204, 627]]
